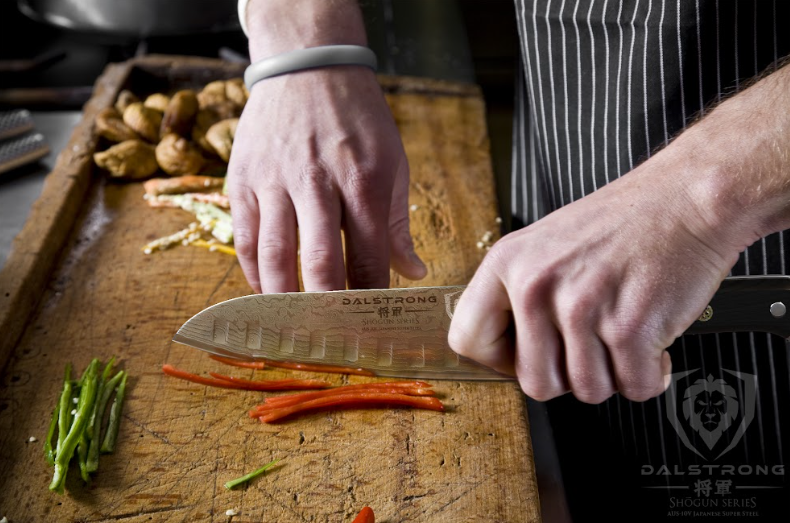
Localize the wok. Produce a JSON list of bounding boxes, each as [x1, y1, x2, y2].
[[18, 0, 240, 37]]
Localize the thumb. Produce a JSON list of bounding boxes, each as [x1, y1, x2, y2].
[[388, 162, 427, 280]]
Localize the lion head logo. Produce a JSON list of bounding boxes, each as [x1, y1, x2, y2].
[[665, 368, 756, 461], [444, 290, 464, 319], [682, 375, 739, 450]]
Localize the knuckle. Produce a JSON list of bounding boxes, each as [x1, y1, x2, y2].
[[297, 166, 332, 194], [301, 247, 338, 279], [232, 228, 257, 259], [257, 239, 291, 272], [516, 371, 564, 402], [347, 253, 389, 287], [620, 385, 660, 403], [617, 371, 662, 402], [600, 323, 649, 355], [571, 380, 614, 404], [343, 168, 387, 197]]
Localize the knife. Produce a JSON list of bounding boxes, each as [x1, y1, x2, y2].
[[173, 275, 790, 380]]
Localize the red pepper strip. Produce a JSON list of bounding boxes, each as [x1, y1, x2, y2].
[[257, 392, 444, 423], [208, 372, 331, 390], [261, 359, 376, 377], [266, 381, 433, 407], [163, 364, 249, 389], [252, 383, 434, 411], [248, 388, 435, 418], [209, 355, 266, 370], [351, 507, 375, 523]]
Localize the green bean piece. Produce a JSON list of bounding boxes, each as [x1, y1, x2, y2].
[[49, 362, 99, 494], [223, 458, 281, 490], [87, 370, 124, 472], [44, 406, 58, 466], [77, 432, 90, 483], [54, 363, 72, 460], [100, 372, 127, 453], [87, 357, 115, 440]]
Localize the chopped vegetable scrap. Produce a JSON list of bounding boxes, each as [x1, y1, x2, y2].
[[162, 364, 331, 391], [141, 194, 234, 255], [223, 458, 280, 490], [45, 358, 128, 493], [249, 381, 443, 423], [351, 507, 375, 523]]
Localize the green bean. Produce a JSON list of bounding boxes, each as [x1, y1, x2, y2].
[[43, 406, 58, 466], [87, 357, 115, 440], [77, 432, 90, 483], [87, 370, 124, 472], [100, 372, 127, 453], [49, 362, 98, 494], [223, 458, 280, 490], [54, 363, 72, 460]]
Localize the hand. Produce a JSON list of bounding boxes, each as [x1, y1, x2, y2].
[[448, 149, 746, 404], [227, 67, 427, 293]]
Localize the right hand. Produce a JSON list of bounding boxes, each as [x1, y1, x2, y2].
[[227, 66, 427, 293]]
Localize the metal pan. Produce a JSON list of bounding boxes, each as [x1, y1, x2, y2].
[[17, 0, 240, 37]]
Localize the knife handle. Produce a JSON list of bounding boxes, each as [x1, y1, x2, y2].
[[684, 275, 790, 338]]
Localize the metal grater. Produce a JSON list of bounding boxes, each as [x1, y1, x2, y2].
[[0, 109, 36, 141], [0, 133, 50, 176]]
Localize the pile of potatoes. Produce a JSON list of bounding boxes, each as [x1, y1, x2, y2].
[[93, 78, 247, 180]]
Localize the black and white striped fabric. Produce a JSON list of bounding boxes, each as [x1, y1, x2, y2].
[[509, 1, 790, 521]]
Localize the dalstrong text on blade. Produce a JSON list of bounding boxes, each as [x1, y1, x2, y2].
[[342, 295, 438, 305]]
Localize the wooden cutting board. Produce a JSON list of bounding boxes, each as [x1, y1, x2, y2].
[[0, 55, 540, 523]]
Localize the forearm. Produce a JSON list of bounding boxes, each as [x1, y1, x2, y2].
[[668, 61, 790, 252], [245, 0, 367, 61]]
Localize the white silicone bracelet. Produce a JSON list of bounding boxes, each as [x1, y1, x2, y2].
[[238, 0, 251, 36], [243, 45, 378, 90]]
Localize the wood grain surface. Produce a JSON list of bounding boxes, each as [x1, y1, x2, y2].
[[0, 56, 540, 523]]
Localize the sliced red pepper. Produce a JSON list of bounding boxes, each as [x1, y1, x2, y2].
[[261, 359, 376, 377], [257, 391, 444, 423], [163, 364, 249, 389], [250, 383, 435, 413], [208, 372, 330, 391], [351, 507, 375, 523], [209, 354, 266, 370], [163, 365, 331, 391]]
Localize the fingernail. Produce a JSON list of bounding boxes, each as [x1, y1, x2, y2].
[[661, 351, 672, 391], [410, 250, 427, 275]]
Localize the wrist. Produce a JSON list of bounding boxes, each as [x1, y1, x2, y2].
[[675, 68, 790, 250], [245, 0, 367, 61]]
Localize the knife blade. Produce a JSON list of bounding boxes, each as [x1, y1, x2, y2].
[[173, 276, 790, 380], [173, 285, 508, 380]]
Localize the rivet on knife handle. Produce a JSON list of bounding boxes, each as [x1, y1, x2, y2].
[[685, 275, 790, 338]]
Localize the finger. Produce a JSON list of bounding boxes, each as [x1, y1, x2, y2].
[[448, 274, 515, 376], [341, 177, 392, 290], [554, 294, 616, 404], [388, 162, 427, 280], [257, 190, 299, 293], [563, 331, 616, 404], [512, 300, 568, 402], [229, 184, 262, 293], [605, 328, 670, 402], [294, 171, 346, 291]]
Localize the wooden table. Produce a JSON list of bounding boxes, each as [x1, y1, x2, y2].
[[0, 55, 540, 522]]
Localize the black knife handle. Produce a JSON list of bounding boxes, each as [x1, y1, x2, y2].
[[684, 275, 790, 338]]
